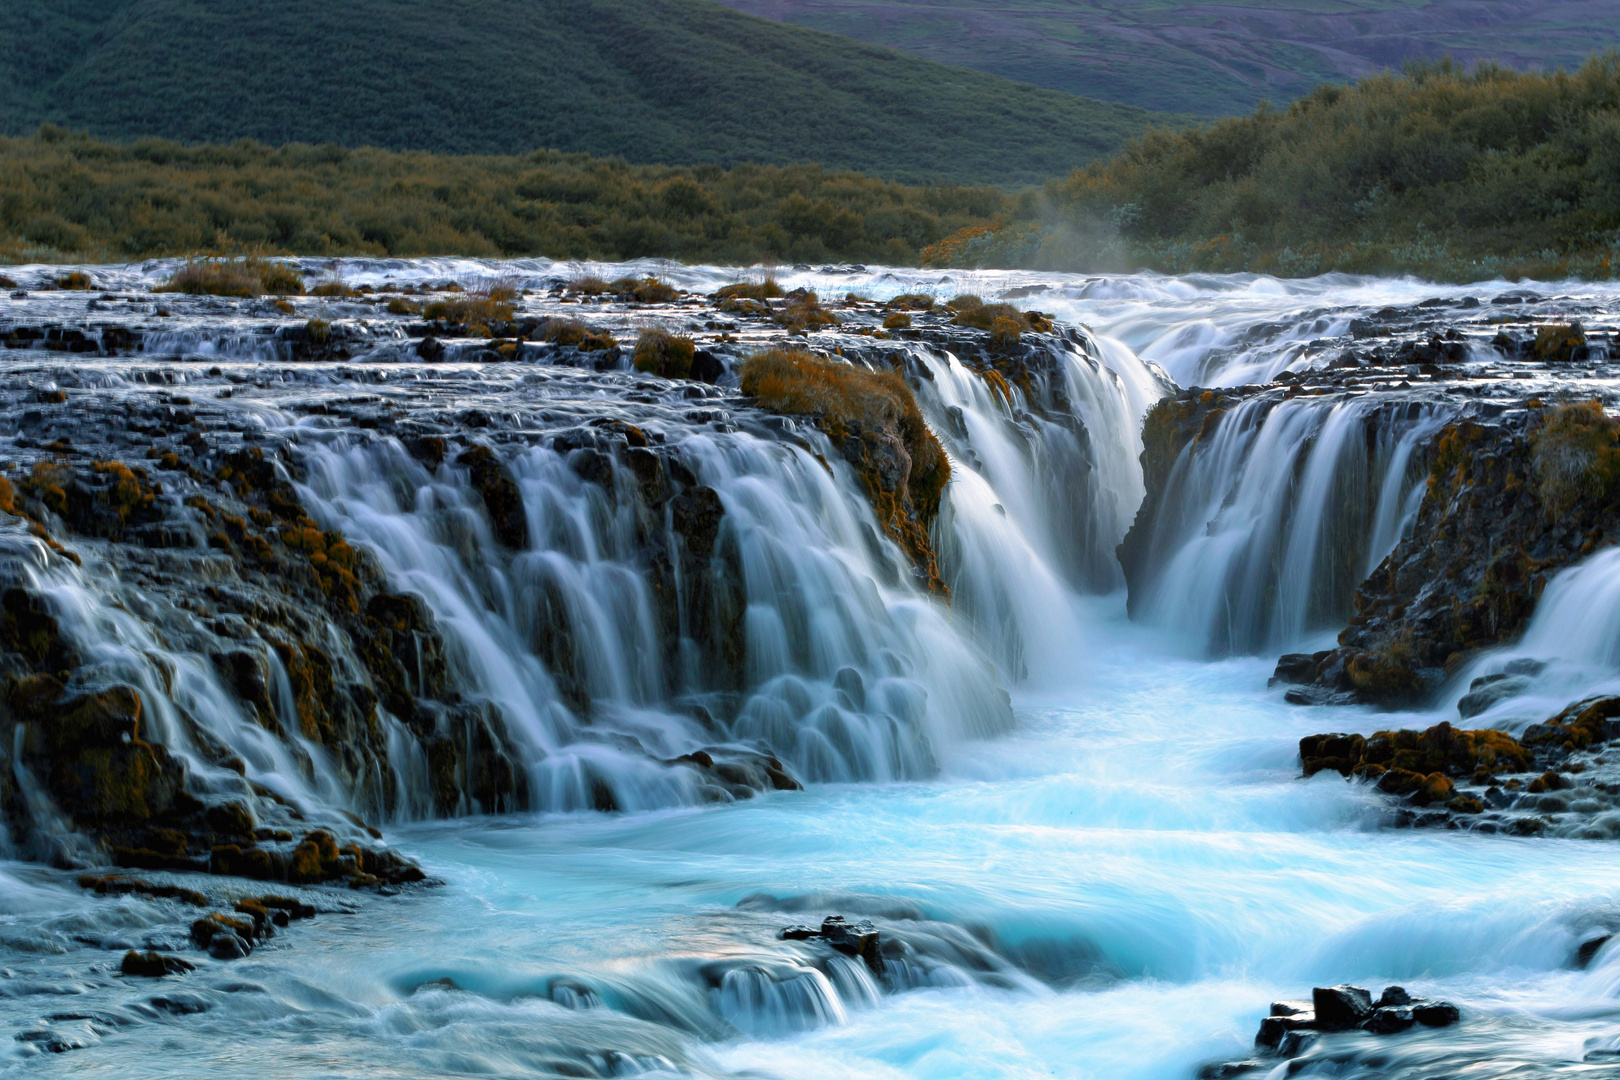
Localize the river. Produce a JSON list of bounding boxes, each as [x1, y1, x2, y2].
[[1, 261, 1619, 1078]]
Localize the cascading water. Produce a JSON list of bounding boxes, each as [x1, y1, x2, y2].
[[5, 259, 1620, 1080], [1124, 394, 1451, 656], [1442, 546, 1620, 730]]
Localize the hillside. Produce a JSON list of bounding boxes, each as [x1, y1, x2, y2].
[[927, 57, 1620, 282], [0, 131, 1012, 265], [0, 0, 1169, 187], [714, 0, 1620, 116]]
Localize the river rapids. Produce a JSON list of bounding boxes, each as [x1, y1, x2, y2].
[[2, 258, 1620, 1079]]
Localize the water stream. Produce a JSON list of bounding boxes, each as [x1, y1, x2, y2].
[[4, 261, 1620, 1077]]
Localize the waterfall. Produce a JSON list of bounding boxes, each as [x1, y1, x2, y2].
[[0, 307, 1162, 848], [1127, 395, 1451, 656], [905, 330, 1162, 681], [1443, 546, 1620, 729]]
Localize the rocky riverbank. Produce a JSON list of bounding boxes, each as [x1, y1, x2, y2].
[[0, 268, 1098, 889]]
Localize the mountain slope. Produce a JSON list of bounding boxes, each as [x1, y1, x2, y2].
[[0, 0, 1171, 186], [713, 0, 1620, 116]]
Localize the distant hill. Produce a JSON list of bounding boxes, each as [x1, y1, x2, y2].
[[0, 0, 1173, 187], [925, 57, 1620, 283], [713, 0, 1620, 116]]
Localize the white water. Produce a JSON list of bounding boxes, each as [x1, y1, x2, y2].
[[5, 262, 1620, 1077], [1130, 396, 1451, 656]]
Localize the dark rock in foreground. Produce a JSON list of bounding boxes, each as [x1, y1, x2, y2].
[[779, 914, 884, 973], [1300, 704, 1620, 838], [1203, 983, 1459, 1077]]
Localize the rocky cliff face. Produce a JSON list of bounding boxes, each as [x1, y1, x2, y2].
[[1283, 402, 1620, 707], [0, 273, 1109, 881]]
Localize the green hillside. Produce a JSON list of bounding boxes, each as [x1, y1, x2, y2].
[[0, 130, 1013, 266], [925, 57, 1620, 282], [714, 0, 1620, 117], [0, 0, 1171, 187]]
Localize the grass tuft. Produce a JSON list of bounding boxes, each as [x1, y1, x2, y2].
[[715, 276, 783, 302], [540, 317, 617, 351], [1531, 400, 1620, 514], [774, 289, 839, 333], [612, 277, 679, 303], [156, 257, 304, 297], [632, 328, 695, 378]]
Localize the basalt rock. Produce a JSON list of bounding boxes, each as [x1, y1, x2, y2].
[[456, 443, 529, 550], [120, 950, 195, 977], [1227, 983, 1459, 1072], [1300, 706, 1620, 837], [1294, 408, 1620, 707], [778, 914, 884, 974]]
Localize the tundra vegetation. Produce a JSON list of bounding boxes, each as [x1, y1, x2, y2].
[[3, 58, 1619, 281]]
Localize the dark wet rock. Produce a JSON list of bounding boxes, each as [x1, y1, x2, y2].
[[1577, 935, 1612, 968], [207, 932, 252, 960], [120, 950, 195, 977], [1296, 410, 1620, 708], [670, 485, 725, 561], [1365, 1005, 1415, 1033], [1271, 652, 1326, 686], [1414, 1001, 1461, 1026], [1197, 1062, 1269, 1079], [1276, 1029, 1320, 1056], [690, 348, 724, 384], [1237, 983, 1460, 1071], [777, 914, 884, 973], [819, 915, 883, 973], [456, 444, 528, 550], [1299, 708, 1620, 836], [1376, 985, 1412, 1007], [1256, 1010, 1317, 1047]]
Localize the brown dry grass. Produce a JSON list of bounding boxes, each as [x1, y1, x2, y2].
[[714, 276, 784, 301], [155, 257, 304, 297], [739, 348, 948, 519], [632, 328, 695, 377], [540, 317, 617, 351]]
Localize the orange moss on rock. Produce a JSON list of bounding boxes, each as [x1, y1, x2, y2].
[[1301, 720, 1528, 790], [740, 349, 950, 595]]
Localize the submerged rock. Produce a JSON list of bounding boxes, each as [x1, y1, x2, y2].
[[120, 950, 195, 977]]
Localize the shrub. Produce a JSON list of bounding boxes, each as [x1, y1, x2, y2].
[[310, 280, 353, 298], [885, 293, 935, 311], [1039, 55, 1620, 281], [156, 257, 304, 297], [1531, 400, 1620, 513], [715, 276, 783, 301], [612, 276, 678, 303], [989, 315, 1024, 350], [632, 328, 695, 377], [883, 311, 912, 329], [774, 289, 839, 333], [1533, 322, 1587, 363], [54, 271, 94, 290], [567, 275, 612, 295], [540, 317, 617, 351], [306, 317, 330, 343], [422, 278, 516, 328], [947, 295, 1051, 333], [738, 348, 949, 521], [0, 131, 1007, 268], [385, 297, 417, 315]]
